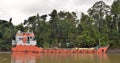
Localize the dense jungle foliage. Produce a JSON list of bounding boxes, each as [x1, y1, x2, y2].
[[0, 0, 120, 51]]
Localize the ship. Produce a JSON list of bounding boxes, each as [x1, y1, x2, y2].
[[12, 30, 110, 53]]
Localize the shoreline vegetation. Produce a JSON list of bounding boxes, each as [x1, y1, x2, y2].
[[0, 0, 120, 51]]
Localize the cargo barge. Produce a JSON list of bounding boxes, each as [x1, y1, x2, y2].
[[11, 31, 109, 53]]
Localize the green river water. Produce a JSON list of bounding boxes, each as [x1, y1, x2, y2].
[[0, 52, 120, 63]]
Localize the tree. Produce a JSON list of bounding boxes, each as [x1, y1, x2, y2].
[[110, 0, 120, 48], [87, 1, 110, 46], [9, 18, 12, 23], [79, 13, 96, 47], [0, 20, 16, 51], [111, 0, 120, 31], [24, 16, 37, 32]]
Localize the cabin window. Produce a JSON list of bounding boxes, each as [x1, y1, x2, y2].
[[27, 37, 30, 41], [29, 36, 35, 40], [27, 36, 34, 41], [16, 36, 23, 40], [29, 37, 32, 40], [27, 37, 30, 43], [19, 38, 23, 40]]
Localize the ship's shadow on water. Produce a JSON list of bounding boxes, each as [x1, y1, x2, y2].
[[11, 52, 109, 63]]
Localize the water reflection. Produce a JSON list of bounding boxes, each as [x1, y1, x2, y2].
[[11, 52, 109, 63], [11, 52, 41, 63]]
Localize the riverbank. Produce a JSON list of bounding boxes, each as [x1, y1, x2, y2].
[[108, 48, 120, 53], [0, 51, 11, 53]]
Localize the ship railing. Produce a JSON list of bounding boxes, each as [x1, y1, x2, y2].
[[42, 47, 95, 50]]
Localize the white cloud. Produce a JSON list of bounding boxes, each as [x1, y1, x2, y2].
[[0, 0, 113, 25]]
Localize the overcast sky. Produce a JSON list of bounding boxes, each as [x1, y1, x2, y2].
[[0, 0, 113, 25]]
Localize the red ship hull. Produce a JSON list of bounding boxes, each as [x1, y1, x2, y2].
[[12, 44, 109, 53]]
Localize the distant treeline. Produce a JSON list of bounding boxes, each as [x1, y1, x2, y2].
[[0, 0, 120, 51]]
